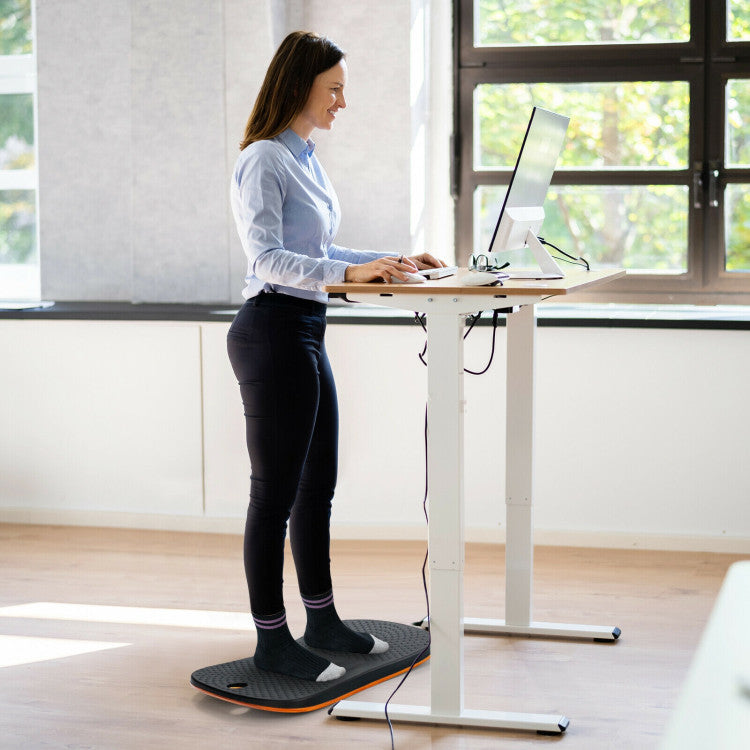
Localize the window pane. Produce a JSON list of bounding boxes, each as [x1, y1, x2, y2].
[[476, 0, 690, 47], [727, 0, 750, 41], [0, 0, 32, 55], [0, 93, 34, 169], [475, 184, 688, 273], [725, 184, 750, 272], [726, 79, 750, 167], [475, 82, 689, 170], [0, 189, 36, 264]]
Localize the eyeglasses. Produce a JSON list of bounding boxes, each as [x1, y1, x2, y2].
[[468, 254, 510, 272]]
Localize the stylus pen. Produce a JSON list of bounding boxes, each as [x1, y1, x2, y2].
[[398, 254, 403, 264]]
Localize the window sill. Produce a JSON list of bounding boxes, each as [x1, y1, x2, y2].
[[2, 300, 750, 329]]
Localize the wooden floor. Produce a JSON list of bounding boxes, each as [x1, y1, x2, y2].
[[0, 524, 745, 749]]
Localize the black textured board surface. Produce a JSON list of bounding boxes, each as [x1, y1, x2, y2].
[[190, 619, 430, 712]]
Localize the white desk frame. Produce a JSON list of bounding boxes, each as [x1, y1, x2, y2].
[[326, 271, 622, 733]]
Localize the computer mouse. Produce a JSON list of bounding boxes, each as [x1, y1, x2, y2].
[[459, 271, 501, 286], [389, 271, 426, 284]]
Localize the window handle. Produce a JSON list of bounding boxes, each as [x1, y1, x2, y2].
[[708, 161, 721, 208], [693, 163, 704, 209]]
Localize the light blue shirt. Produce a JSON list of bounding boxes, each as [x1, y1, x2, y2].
[[230, 128, 390, 303]]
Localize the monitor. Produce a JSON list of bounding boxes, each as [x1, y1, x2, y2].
[[478, 106, 570, 279]]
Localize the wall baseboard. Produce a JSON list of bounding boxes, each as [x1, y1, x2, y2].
[[0, 508, 244, 536], [332, 523, 750, 553], [2, 509, 749, 553]]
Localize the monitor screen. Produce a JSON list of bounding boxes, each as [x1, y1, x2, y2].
[[487, 106, 570, 255]]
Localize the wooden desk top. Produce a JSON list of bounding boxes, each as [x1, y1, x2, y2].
[[325, 267, 625, 298]]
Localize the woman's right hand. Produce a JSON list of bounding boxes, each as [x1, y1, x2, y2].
[[344, 256, 419, 283]]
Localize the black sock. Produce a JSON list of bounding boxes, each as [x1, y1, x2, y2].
[[252, 611, 344, 682], [302, 591, 378, 653]]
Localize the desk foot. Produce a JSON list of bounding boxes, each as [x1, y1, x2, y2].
[[464, 618, 621, 641], [329, 700, 569, 733]]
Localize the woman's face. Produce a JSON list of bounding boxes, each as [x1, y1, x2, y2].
[[292, 60, 347, 139]]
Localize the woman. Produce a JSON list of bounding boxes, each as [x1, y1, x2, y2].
[[227, 31, 445, 683]]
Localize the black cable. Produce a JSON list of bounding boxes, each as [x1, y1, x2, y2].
[[537, 236, 590, 270], [463, 311, 483, 339], [383, 404, 431, 750], [414, 312, 428, 367], [414, 310, 500, 374], [464, 310, 500, 375]]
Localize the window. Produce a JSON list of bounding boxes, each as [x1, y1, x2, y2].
[[456, 1, 750, 303], [0, 0, 37, 301]]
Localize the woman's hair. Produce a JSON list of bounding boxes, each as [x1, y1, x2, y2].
[[240, 31, 345, 150]]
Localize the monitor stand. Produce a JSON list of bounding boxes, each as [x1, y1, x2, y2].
[[503, 230, 564, 280]]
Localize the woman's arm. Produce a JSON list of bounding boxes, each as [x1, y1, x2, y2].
[[232, 146, 351, 290]]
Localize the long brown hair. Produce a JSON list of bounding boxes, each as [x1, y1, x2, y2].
[[240, 31, 345, 150]]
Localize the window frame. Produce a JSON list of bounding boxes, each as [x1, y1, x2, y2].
[[455, 0, 750, 305], [0, 55, 37, 193], [0, 3, 39, 302]]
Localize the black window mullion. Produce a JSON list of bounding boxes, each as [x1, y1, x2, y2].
[[474, 171, 692, 187]]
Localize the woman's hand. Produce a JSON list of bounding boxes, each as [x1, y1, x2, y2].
[[344, 256, 419, 283], [406, 252, 448, 270], [344, 253, 449, 283]]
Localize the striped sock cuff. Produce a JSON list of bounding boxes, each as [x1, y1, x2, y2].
[[252, 611, 287, 630], [301, 591, 335, 610]]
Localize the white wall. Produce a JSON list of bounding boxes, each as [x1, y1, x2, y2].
[[2, 317, 749, 552], [0, 320, 204, 516]]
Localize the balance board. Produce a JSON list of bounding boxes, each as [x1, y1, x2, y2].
[[190, 619, 430, 712]]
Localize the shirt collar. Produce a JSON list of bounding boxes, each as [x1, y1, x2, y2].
[[278, 128, 316, 161]]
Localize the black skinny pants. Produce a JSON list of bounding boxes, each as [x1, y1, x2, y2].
[[226, 292, 338, 617]]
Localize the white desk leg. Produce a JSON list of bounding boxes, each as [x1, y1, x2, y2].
[[424, 311, 466, 715], [505, 303, 536, 627], [331, 309, 568, 733], [464, 304, 620, 641]]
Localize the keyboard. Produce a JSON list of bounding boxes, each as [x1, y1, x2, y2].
[[418, 265, 458, 280]]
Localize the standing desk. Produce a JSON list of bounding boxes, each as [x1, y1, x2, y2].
[[325, 267, 625, 733]]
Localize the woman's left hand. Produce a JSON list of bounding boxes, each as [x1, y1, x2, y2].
[[406, 253, 448, 270]]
